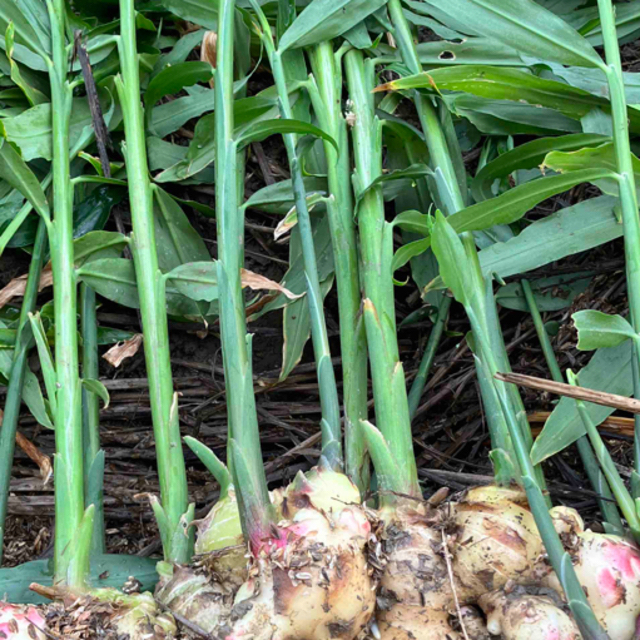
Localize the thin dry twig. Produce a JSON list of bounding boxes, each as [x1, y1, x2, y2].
[[496, 372, 640, 414], [441, 530, 470, 640]]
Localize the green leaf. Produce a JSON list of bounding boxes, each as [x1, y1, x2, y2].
[[3, 98, 100, 161], [96, 327, 136, 346], [0, 137, 49, 218], [278, 0, 386, 52], [27, 312, 56, 415], [81, 378, 110, 409], [4, 23, 48, 106], [157, 0, 217, 29], [0, 0, 49, 55], [431, 211, 471, 306], [165, 261, 218, 302], [153, 29, 205, 77], [496, 274, 593, 312], [254, 216, 334, 317], [531, 340, 634, 465], [359, 419, 405, 494], [418, 0, 602, 68], [449, 169, 615, 234], [391, 209, 431, 236], [243, 176, 328, 215], [0, 555, 158, 604], [183, 436, 231, 496], [22, 368, 53, 429], [78, 258, 204, 318], [78, 258, 140, 310], [74, 231, 128, 267], [477, 196, 621, 279], [151, 86, 215, 138], [412, 37, 523, 67], [472, 133, 609, 201], [235, 118, 338, 152], [156, 93, 281, 182], [144, 62, 213, 133], [543, 143, 640, 197], [573, 310, 637, 351], [153, 187, 211, 271], [581, 0, 640, 47], [379, 66, 627, 123], [448, 94, 581, 135], [280, 275, 333, 381], [392, 237, 431, 274], [358, 163, 432, 200], [72, 185, 126, 240]]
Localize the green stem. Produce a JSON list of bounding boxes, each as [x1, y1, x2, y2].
[[0, 219, 47, 564], [408, 298, 450, 418], [569, 372, 640, 542], [253, 15, 340, 466], [596, 0, 640, 484], [495, 377, 608, 639], [345, 49, 419, 498], [387, 0, 547, 491], [117, 0, 191, 563], [522, 279, 622, 531], [46, 0, 86, 587], [307, 42, 369, 492], [467, 315, 608, 638], [81, 283, 106, 554], [216, 0, 274, 547]]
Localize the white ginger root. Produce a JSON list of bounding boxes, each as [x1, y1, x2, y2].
[[109, 591, 177, 638], [546, 506, 640, 640], [375, 504, 462, 640], [192, 489, 251, 590], [0, 603, 46, 639], [222, 503, 375, 640], [459, 605, 490, 639], [451, 486, 545, 600], [478, 588, 580, 640], [155, 561, 236, 633]]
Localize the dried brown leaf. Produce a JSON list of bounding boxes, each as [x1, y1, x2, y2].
[[102, 333, 143, 368], [201, 31, 217, 88], [16, 431, 52, 485], [240, 268, 302, 300], [0, 265, 52, 310]]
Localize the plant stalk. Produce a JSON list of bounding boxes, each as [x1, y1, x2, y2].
[[345, 49, 419, 498], [408, 299, 449, 418], [596, 0, 640, 490], [81, 283, 106, 554], [568, 372, 640, 542], [46, 0, 87, 586], [307, 42, 369, 491], [0, 219, 47, 564], [216, 0, 274, 546], [521, 279, 622, 531], [117, 0, 191, 562], [387, 0, 547, 490], [252, 12, 341, 466]]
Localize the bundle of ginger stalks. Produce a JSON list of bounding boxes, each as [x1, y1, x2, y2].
[[4, 0, 640, 638]]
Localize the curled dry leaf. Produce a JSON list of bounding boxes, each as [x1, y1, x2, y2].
[[274, 214, 296, 241], [0, 265, 53, 310], [201, 31, 217, 88], [240, 268, 302, 300], [102, 333, 143, 368], [16, 432, 52, 485], [0, 409, 53, 484]]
